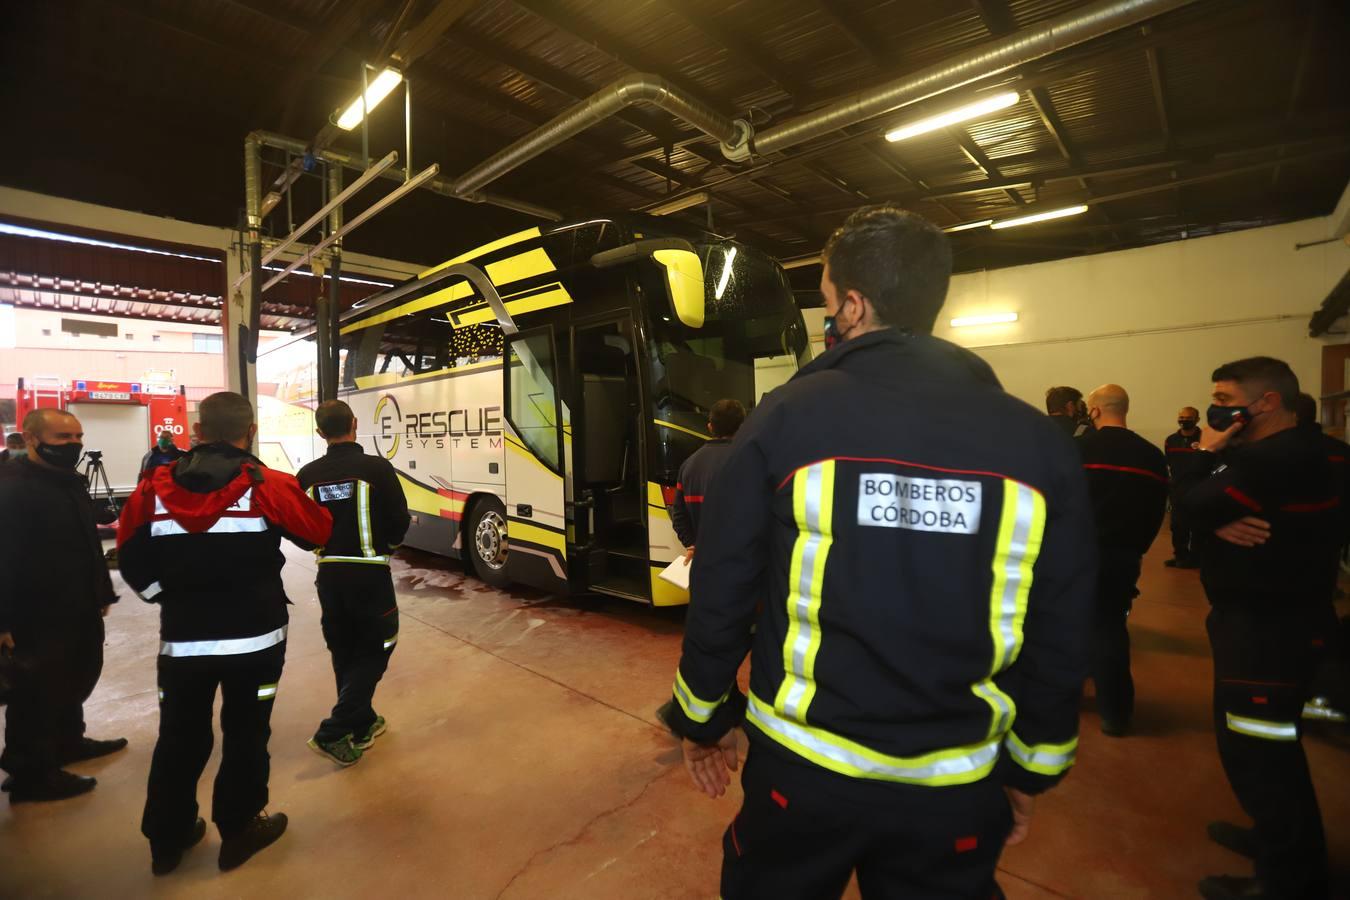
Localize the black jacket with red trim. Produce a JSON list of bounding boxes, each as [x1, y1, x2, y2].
[[667, 329, 1097, 795], [1176, 425, 1340, 604], [116, 443, 332, 645], [297, 442, 410, 564], [669, 439, 734, 548], [1077, 426, 1168, 584], [1303, 421, 1350, 542], [1164, 429, 1203, 482], [0, 458, 118, 636]]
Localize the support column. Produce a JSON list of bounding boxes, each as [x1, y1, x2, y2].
[[229, 133, 264, 414], [319, 163, 343, 401]]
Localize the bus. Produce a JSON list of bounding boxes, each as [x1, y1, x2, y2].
[[257, 214, 811, 605]]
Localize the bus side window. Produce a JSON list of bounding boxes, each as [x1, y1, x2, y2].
[[506, 329, 561, 472], [343, 324, 386, 388]]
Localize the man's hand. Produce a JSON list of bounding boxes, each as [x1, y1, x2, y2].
[[1005, 788, 1035, 847], [683, 547, 695, 565], [0, 632, 14, 654], [1215, 516, 1271, 548], [1198, 421, 1242, 453], [682, 731, 739, 799]]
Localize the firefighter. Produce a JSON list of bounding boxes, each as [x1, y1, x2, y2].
[[669, 398, 747, 563], [1164, 406, 1204, 568], [1077, 384, 1168, 736], [1175, 358, 1339, 900], [664, 206, 1096, 899], [296, 400, 409, 766], [1045, 385, 1091, 438], [0, 409, 127, 803], [117, 392, 332, 876], [1, 431, 25, 463], [139, 430, 186, 477]]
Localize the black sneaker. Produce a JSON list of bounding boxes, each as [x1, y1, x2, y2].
[[8, 769, 97, 803], [151, 817, 207, 876], [1101, 720, 1130, 738], [307, 734, 362, 766], [63, 737, 129, 764], [218, 812, 288, 872], [1206, 821, 1257, 860]]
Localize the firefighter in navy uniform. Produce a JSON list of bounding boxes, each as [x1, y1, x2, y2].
[[1175, 359, 1340, 900], [664, 207, 1097, 900], [1165, 406, 1204, 567], [1076, 385, 1168, 736], [117, 392, 332, 876], [297, 400, 410, 766], [668, 398, 747, 561]]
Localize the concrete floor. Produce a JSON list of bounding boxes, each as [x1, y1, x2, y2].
[[1, 534, 1347, 899]]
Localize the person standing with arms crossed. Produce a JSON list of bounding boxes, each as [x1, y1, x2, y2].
[[663, 206, 1096, 899], [297, 400, 410, 766], [117, 392, 332, 876]]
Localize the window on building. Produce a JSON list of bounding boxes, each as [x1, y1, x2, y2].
[[193, 333, 223, 353], [61, 318, 118, 338], [125, 333, 135, 340], [152, 335, 161, 342], [42, 329, 51, 337]]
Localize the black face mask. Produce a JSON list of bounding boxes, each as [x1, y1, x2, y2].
[[1206, 405, 1249, 432], [1178, 419, 1198, 430], [36, 442, 83, 470]]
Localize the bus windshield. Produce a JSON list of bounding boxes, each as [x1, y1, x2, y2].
[[646, 240, 809, 481]]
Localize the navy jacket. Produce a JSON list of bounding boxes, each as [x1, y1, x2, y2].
[[667, 330, 1097, 795], [297, 442, 410, 566], [669, 439, 735, 548]]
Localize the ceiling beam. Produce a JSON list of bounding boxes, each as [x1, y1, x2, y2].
[[818, 0, 890, 66], [654, 0, 807, 101], [1271, 0, 1324, 188], [948, 128, 1025, 205], [269, 0, 387, 132], [1144, 32, 1172, 149]]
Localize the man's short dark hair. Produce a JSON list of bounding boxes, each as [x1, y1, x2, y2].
[[1295, 392, 1318, 427], [1045, 386, 1082, 414], [5, 432, 24, 449], [822, 206, 952, 334], [708, 399, 747, 439], [315, 400, 357, 438], [198, 392, 255, 443], [1211, 357, 1299, 409]]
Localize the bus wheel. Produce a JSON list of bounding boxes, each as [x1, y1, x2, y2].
[[467, 497, 511, 588]]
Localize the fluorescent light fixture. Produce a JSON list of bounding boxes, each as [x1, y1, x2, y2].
[[648, 192, 710, 216], [261, 264, 392, 289], [714, 246, 737, 300], [0, 222, 220, 263], [990, 204, 1089, 230], [885, 91, 1019, 143], [951, 312, 1019, 328], [780, 254, 821, 270], [336, 68, 404, 130], [943, 219, 994, 233]]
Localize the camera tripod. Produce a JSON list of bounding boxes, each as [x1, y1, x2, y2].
[[80, 450, 121, 521]]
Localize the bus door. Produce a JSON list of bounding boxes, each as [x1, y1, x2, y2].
[[570, 314, 651, 601], [502, 325, 569, 593]]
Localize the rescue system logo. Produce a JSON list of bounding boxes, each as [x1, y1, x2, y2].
[[372, 393, 504, 460], [858, 474, 981, 534]]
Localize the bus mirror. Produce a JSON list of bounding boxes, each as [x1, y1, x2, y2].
[[652, 249, 705, 329]]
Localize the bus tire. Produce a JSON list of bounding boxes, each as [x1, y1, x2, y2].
[[466, 496, 511, 588]]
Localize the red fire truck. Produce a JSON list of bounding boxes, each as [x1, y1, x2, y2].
[[14, 376, 189, 495]]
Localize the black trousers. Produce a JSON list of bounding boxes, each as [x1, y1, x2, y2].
[[314, 565, 399, 744], [1, 616, 104, 777], [721, 747, 1011, 900], [1207, 605, 1332, 894], [1169, 502, 1197, 560], [1090, 579, 1138, 728], [142, 642, 285, 842]]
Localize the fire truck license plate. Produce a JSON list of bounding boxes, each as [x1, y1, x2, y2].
[[90, 391, 132, 400]]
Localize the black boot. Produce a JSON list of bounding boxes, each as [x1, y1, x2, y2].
[[1206, 821, 1257, 860], [8, 769, 97, 803], [63, 737, 129, 764], [218, 812, 288, 872], [151, 817, 207, 876]]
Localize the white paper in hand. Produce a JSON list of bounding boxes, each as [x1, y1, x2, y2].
[[658, 555, 691, 591]]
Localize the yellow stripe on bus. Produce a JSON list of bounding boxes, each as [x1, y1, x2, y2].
[[418, 227, 542, 279], [510, 519, 567, 556], [455, 284, 574, 327]]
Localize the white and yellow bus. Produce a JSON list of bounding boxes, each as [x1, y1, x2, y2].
[[258, 214, 810, 604]]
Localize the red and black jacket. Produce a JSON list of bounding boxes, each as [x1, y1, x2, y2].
[[116, 443, 332, 652], [669, 439, 734, 548], [1077, 426, 1169, 586], [1176, 426, 1341, 605], [668, 330, 1097, 796], [1164, 429, 1203, 483]]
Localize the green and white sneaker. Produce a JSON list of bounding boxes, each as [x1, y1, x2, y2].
[[307, 734, 362, 767], [353, 716, 387, 751]]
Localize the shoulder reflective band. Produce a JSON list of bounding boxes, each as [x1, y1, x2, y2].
[[1226, 712, 1298, 741], [151, 490, 268, 536], [139, 581, 164, 600], [159, 626, 288, 658], [1004, 731, 1077, 776], [383, 634, 399, 651], [988, 480, 1047, 674], [257, 683, 278, 701], [672, 669, 728, 724], [775, 460, 837, 722], [318, 555, 391, 565], [747, 693, 1000, 786]]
